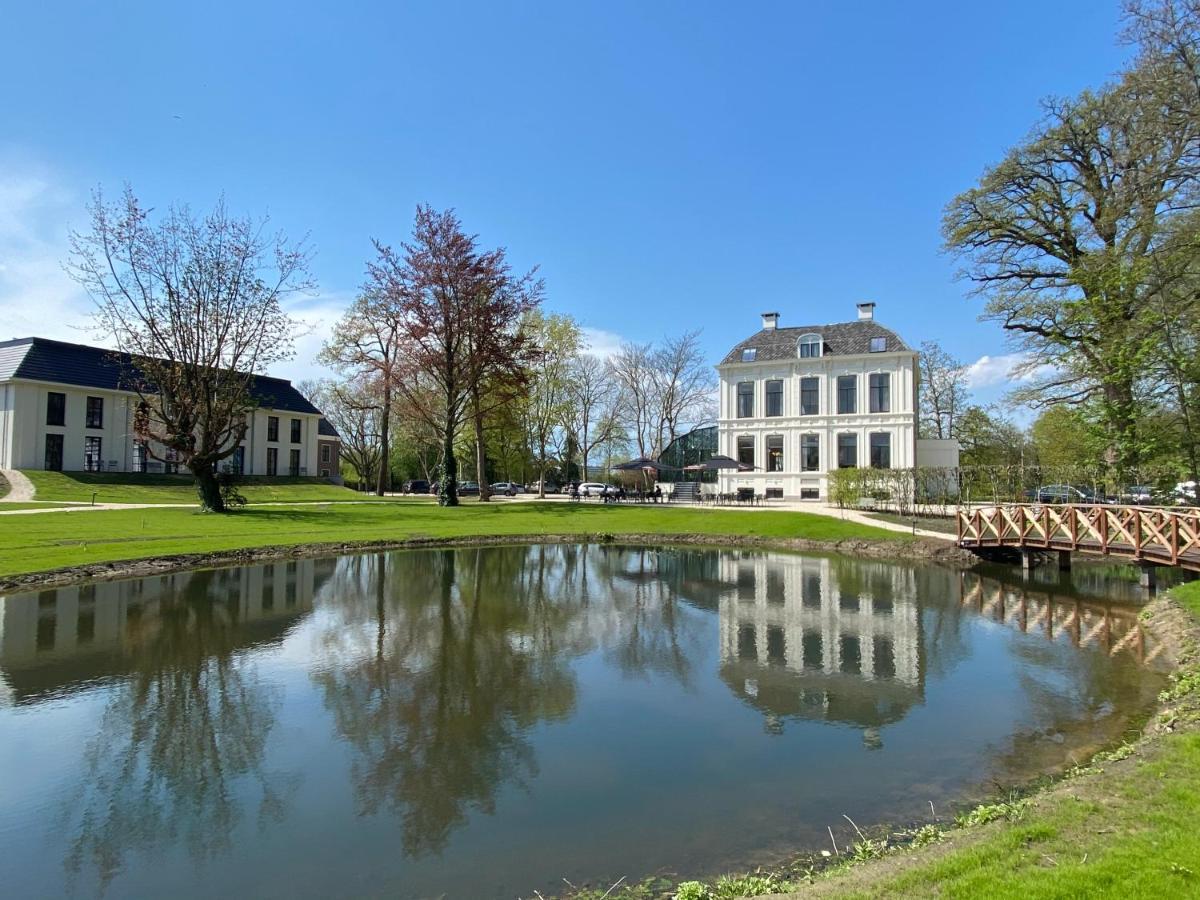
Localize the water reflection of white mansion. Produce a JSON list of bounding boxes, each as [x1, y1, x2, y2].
[[718, 553, 922, 730], [0, 560, 324, 705]]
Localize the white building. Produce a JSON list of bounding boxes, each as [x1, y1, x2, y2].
[[0, 337, 340, 478], [716, 303, 958, 500]]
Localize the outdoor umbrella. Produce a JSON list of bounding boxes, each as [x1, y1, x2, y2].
[[682, 454, 755, 473], [610, 456, 681, 472]]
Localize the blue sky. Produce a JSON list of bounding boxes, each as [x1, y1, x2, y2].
[[0, 1, 1131, 407]]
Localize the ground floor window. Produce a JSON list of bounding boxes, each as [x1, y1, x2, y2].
[[44, 434, 63, 471], [225, 446, 245, 475], [133, 442, 148, 473], [164, 450, 178, 475], [267, 447, 278, 476], [321, 444, 331, 464], [289, 449, 301, 476], [736, 435, 754, 468], [869, 432, 891, 469], [84, 436, 103, 472], [766, 435, 784, 472], [800, 487, 820, 500], [320, 468, 330, 477], [765, 487, 783, 499], [801, 434, 820, 472], [837, 433, 857, 468]]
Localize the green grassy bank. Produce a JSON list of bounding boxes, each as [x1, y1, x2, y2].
[[0, 501, 903, 580], [18, 470, 401, 505]]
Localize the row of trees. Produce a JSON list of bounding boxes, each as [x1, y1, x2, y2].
[[315, 206, 716, 503]]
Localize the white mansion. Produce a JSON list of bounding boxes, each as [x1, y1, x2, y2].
[[716, 303, 958, 500], [0, 337, 340, 478]]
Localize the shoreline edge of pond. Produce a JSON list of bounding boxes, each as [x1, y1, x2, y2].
[[0, 533, 976, 594]]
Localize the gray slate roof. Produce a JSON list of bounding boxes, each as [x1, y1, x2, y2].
[[719, 320, 911, 365], [318, 418, 341, 438], [0, 337, 322, 415]]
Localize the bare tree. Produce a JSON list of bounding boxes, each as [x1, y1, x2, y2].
[[564, 352, 621, 481], [918, 340, 970, 440], [608, 341, 660, 458], [321, 283, 406, 496], [299, 378, 384, 489], [68, 188, 309, 512], [654, 330, 716, 451]]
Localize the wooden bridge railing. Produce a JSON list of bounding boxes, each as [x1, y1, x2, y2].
[[956, 503, 1200, 571]]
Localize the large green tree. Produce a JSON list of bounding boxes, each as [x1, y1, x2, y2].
[[944, 4, 1200, 473]]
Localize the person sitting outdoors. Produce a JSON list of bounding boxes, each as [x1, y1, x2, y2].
[[653, 484, 663, 503], [569, 484, 581, 501]]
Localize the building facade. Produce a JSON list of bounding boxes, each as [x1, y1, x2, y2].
[[0, 337, 338, 477], [716, 304, 957, 500]]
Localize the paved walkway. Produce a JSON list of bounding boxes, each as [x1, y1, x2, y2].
[[0, 469, 36, 502]]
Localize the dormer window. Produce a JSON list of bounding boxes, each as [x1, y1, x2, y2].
[[869, 336, 887, 353], [741, 348, 757, 362], [798, 334, 822, 358]]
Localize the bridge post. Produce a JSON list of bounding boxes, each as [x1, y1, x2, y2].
[[1021, 549, 1037, 576], [1057, 550, 1072, 572], [1138, 563, 1157, 592]]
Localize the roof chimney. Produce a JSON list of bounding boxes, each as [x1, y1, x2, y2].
[[761, 311, 780, 331], [857, 301, 876, 321]]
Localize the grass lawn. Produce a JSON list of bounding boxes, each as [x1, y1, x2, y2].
[[20, 470, 401, 505], [0, 501, 902, 579]]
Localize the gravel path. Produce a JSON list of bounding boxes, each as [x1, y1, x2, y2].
[[0, 470, 36, 502]]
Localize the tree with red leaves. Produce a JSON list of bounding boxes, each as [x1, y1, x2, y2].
[[365, 206, 542, 506]]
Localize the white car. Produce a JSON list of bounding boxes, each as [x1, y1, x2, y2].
[[577, 482, 609, 497]]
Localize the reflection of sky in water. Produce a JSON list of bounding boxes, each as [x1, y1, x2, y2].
[[0, 548, 1167, 899]]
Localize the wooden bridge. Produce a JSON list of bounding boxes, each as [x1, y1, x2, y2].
[[956, 504, 1200, 575]]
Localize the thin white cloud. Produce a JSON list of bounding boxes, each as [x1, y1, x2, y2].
[[274, 291, 355, 385], [0, 164, 96, 344], [963, 352, 1048, 389], [580, 326, 626, 360]]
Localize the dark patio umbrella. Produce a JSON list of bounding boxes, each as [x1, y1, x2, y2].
[[611, 456, 680, 472], [683, 454, 755, 473]]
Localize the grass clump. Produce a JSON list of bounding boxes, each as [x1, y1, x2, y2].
[[954, 797, 1030, 828]]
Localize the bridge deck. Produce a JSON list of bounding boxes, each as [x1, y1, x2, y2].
[[957, 504, 1200, 572]]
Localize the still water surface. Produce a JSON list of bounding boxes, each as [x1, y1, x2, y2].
[[0, 545, 1167, 898]]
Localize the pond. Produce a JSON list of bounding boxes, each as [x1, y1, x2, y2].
[[0, 545, 1168, 899]]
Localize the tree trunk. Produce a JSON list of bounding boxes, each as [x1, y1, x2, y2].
[[474, 391, 490, 502], [193, 461, 226, 513], [440, 415, 459, 507], [377, 384, 391, 496]]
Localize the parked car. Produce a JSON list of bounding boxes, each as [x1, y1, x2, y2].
[[1119, 485, 1154, 505], [458, 481, 480, 496], [578, 482, 609, 497], [402, 479, 430, 495], [526, 480, 561, 494], [1169, 481, 1198, 505], [1035, 484, 1106, 504], [489, 481, 519, 497]]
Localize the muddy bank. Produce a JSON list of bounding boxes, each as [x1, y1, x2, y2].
[[0, 533, 976, 593]]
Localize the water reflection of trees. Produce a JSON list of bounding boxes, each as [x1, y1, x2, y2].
[[311, 544, 709, 856], [60, 566, 310, 889], [312, 548, 582, 854]]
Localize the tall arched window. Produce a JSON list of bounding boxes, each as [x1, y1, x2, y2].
[[797, 334, 822, 358]]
